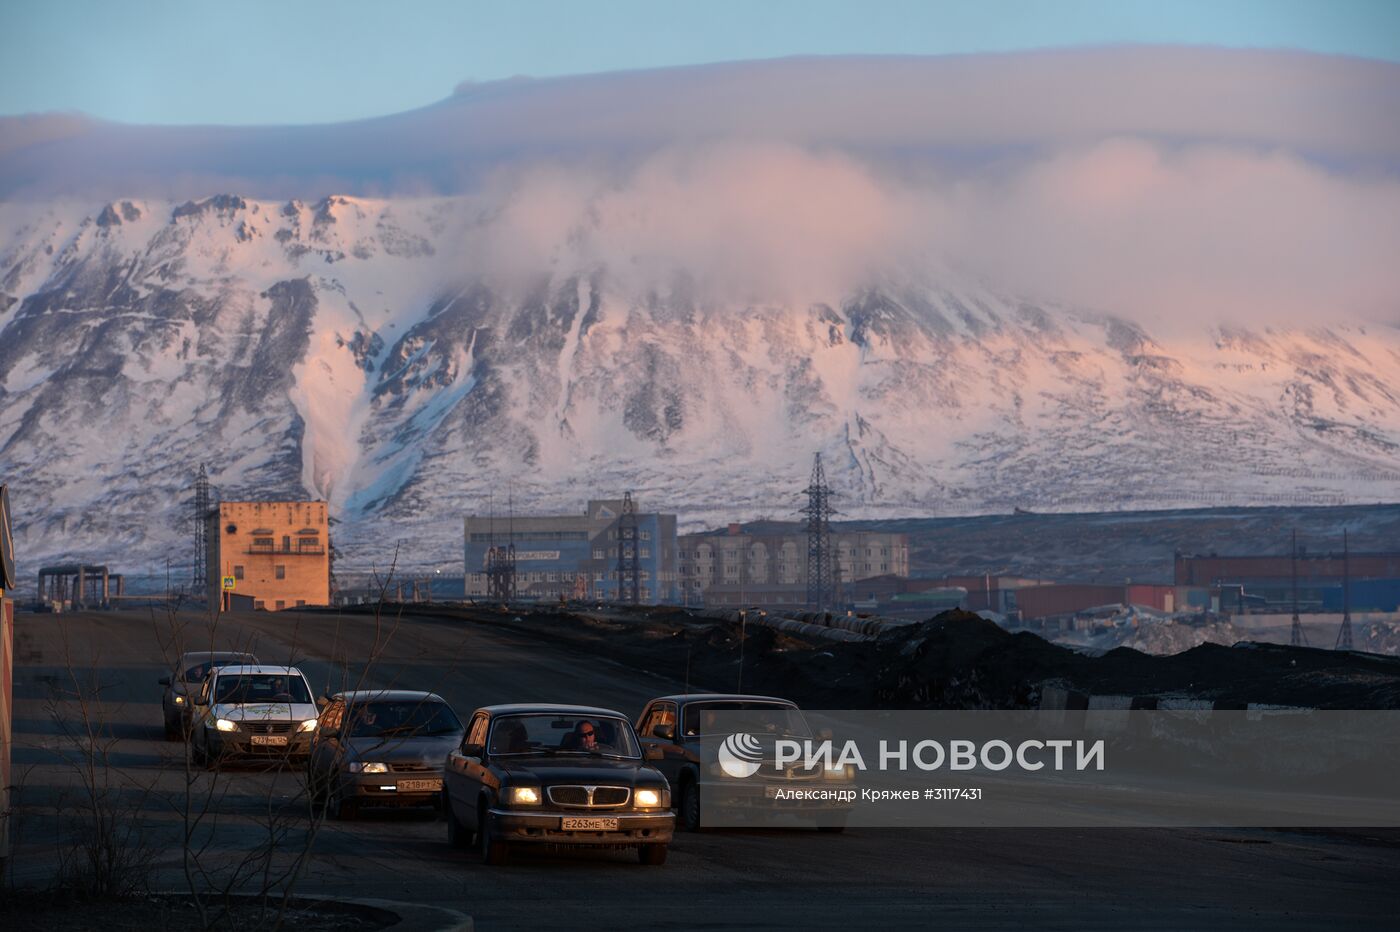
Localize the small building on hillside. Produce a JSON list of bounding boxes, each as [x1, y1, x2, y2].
[[207, 501, 330, 611]]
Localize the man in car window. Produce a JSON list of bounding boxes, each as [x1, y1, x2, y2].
[[565, 720, 599, 751]]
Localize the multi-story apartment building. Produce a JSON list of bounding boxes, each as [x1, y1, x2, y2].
[[676, 525, 909, 606]]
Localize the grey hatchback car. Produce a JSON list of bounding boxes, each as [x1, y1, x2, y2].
[[307, 690, 465, 820]]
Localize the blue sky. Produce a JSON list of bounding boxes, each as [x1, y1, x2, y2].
[[1, 0, 1397, 125]]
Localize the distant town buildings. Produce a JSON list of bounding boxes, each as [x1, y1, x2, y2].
[[1174, 550, 1400, 614], [464, 499, 679, 604], [676, 525, 910, 608], [207, 501, 331, 611]]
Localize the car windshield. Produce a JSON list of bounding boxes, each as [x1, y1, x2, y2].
[[214, 673, 311, 705], [346, 700, 463, 738], [487, 713, 640, 758], [682, 702, 810, 737], [182, 655, 255, 682]]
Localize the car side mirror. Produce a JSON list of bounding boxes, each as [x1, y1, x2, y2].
[[643, 746, 664, 762], [461, 742, 484, 759], [652, 723, 675, 741], [158, 676, 171, 686]]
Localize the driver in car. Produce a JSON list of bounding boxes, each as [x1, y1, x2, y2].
[[563, 719, 601, 751], [578, 720, 599, 751]]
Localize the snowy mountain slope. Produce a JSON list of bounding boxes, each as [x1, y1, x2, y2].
[[2, 194, 1398, 570]]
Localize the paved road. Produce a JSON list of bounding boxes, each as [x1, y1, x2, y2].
[[8, 608, 1399, 930]]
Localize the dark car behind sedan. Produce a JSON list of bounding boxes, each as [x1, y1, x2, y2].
[[159, 651, 258, 740], [443, 704, 674, 865], [636, 693, 852, 831], [308, 690, 464, 819]]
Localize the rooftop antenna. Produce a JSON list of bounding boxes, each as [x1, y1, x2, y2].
[[1335, 529, 1354, 650], [1290, 529, 1307, 647]]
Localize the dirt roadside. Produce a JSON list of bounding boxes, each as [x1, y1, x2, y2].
[[321, 604, 1400, 710]]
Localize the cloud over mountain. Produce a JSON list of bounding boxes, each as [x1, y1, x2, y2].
[[2, 49, 1399, 570]]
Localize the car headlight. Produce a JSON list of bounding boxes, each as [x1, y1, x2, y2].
[[298, 719, 318, 732], [173, 695, 185, 705], [507, 786, 541, 807], [635, 787, 665, 808], [348, 762, 389, 774], [214, 719, 237, 732], [824, 763, 856, 781]]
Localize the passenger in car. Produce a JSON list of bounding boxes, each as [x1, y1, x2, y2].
[[496, 719, 528, 753]]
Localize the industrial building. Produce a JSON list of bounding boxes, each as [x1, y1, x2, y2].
[[1014, 583, 1176, 620], [35, 564, 126, 610], [463, 498, 679, 604], [206, 501, 331, 611], [676, 525, 909, 607], [1174, 549, 1400, 613]]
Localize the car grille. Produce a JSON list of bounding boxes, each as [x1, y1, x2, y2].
[[760, 763, 823, 780], [546, 785, 631, 809], [388, 762, 435, 773], [242, 722, 296, 735]]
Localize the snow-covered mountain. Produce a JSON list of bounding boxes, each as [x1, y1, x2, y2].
[[1, 51, 1398, 571], [2, 192, 1398, 570]]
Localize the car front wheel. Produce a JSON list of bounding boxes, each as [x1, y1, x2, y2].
[[190, 732, 209, 769], [306, 767, 330, 810], [445, 791, 472, 848], [478, 804, 509, 865], [332, 785, 358, 821], [679, 777, 701, 831]]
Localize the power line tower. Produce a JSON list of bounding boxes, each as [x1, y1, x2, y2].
[[1290, 529, 1307, 647], [1335, 528, 1354, 651], [616, 491, 641, 604], [801, 452, 835, 612], [192, 464, 209, 598], [485, 494, 516, 603]]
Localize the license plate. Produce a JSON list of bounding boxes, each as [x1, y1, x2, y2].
[[250, 735, 288, 746], [561, 817, 619, 831], [397, 778, 442, 792]]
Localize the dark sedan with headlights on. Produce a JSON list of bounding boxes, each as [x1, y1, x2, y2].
[[636, 693, 854, 832], [307, 690, 466, 820], [443, 704, 674, 865]]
